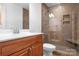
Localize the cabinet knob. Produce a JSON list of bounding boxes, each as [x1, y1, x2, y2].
[[29, 48, 32, 50], [29, 48, 32, 55]]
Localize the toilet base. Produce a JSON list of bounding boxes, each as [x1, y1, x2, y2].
[[43, 50, 53, 56], [43, 43, 56, 56]]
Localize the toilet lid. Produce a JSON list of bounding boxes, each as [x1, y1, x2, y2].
[[43, 43, 56, 49]]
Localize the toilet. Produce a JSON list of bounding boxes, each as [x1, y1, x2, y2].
[[43, 43, 56, 56]]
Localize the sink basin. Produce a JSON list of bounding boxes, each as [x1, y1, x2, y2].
[[0, 31, 42, 42]]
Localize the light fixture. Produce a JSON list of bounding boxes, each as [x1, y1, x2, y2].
[[49, 13, 55, 18]]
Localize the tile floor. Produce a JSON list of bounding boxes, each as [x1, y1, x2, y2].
[[50, 40, 77, 56]]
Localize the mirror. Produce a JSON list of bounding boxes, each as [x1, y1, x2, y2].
[[0, 3, 29, 33]]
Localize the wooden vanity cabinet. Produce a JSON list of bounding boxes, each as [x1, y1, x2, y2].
[[0, 44, 1, 56], [31, 43, 43, 56], [0, 34, 43, 56]]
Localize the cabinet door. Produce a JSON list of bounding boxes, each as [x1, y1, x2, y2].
[[10, 48, 29, 56], [31, 43, 43, 56], [0, 43, 1, 56]]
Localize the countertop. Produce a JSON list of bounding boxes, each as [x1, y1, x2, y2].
[[0, 32, 43, 42]]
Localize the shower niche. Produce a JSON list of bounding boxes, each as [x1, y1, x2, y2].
[[63, 15, 71, 24]]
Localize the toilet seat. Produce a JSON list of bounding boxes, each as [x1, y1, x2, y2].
[[43, 43, 56, 51]]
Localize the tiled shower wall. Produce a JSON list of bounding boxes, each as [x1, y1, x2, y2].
[[49, 4, 79, 47], [49, 5, 63, 42], [42, 4, 49, 43]]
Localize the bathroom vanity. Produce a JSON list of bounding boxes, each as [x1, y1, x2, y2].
[[0, 32, 44, 56]]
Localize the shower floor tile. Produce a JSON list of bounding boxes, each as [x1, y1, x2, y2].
[[50, 40, 77, 56]]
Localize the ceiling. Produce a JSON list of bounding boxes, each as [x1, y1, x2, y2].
[[16, 3, 60, 10], [16, 3, 29, 10], [46, 3, 60, 7]]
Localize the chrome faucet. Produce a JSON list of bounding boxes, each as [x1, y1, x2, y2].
[[13, 27, 19, 33]]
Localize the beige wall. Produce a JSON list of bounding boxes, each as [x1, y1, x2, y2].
[[23, 8, 29, 29]]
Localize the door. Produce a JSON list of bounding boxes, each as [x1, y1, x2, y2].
[[31, 43, 43, 56]]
